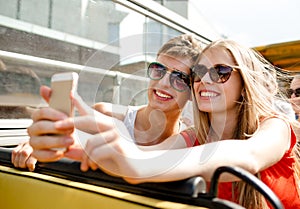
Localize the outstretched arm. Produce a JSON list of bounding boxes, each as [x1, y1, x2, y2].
[[14, 85, 129, 170], [28, 88, 125, 163], [93, 102, 128, 121], [80, 117, 290, 184]]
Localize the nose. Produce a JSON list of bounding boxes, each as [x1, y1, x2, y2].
[[291, 93, 296, 98], [200, 72, 213, 84], [158, 71, 171, 87]]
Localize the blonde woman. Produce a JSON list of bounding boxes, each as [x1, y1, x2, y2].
[[182, 39, 300, 208]]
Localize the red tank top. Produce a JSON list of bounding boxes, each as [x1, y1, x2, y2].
[[180, 127, 300, 209]]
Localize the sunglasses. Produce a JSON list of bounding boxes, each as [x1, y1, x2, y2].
[[287, 88, 300, 98], [147, 62, 191, 92], [192, 64, 238, 83]]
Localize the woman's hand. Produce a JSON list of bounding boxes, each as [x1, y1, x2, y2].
[[74, 92, 191, 183], [28, 107, 75, 162], [12, 142, 37, 171], [12, 85, 76, 168], [71, 92, 119, 134], [79, 116, 147, 183], [28, 85, 116, 163]]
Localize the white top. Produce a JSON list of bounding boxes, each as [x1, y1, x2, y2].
[[123, 105, 186, 140], [123, 105, 142, 140]]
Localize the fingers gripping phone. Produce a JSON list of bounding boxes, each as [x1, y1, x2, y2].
[[49, 72, 79, 116], [49, 72, 78, 152]]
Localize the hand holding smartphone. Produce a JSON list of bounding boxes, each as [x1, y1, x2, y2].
[[49, 72, 79, 152], [49, 72, 79, 117]]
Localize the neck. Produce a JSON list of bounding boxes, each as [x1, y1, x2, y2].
[[134, 105, 181, 145], [208, 110, 238, 140]]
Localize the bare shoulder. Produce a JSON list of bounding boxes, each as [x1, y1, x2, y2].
[[259, 117, 290, 138], [256, 117, 291, 150], [260, 117, 290, 130]]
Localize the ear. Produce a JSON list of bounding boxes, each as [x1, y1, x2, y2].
[[241, 88, 246, 97], [240, 88, 246, 102]]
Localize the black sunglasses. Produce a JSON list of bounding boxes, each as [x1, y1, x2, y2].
[[287, 88, 300, 98], [192, 64, 238, 83], [147, 62, 191, 92]]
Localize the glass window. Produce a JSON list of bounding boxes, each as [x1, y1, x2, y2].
[[0, 0, 187, 119]]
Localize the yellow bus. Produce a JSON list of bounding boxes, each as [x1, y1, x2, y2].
[[0, 1, 286, 208]]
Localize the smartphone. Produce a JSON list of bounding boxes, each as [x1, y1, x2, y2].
[[49, 72, 78, 152], [49, 72, 79, 116]]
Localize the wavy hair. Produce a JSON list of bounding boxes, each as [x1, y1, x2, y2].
[[157, 34, 203, 66], [191, 39, 300, 208]]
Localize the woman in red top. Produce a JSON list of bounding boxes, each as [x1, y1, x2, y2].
[[29, 39, 300, 208], [177, 39, 300, 208]]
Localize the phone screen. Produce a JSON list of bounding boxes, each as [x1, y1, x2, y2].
[[49, 72, 78, 116]]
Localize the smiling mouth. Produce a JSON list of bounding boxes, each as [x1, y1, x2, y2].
[[155, 90, 172, 99], [200, 91, 218, 97]]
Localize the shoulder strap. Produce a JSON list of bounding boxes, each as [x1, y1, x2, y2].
[[180, 127, 198, 147]]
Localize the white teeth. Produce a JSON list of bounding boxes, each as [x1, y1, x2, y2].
[[200, 91, 217, 97], [156, 90, 171, 98]]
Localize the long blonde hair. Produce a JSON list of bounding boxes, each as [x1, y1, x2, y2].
[[191, 39, 300, 208]]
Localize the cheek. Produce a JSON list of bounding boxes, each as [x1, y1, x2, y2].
[[192, 82, 200, 93], [224, 84, 243, 105], [147, 80, 157, 91], [192, 82, 200, 97], [226, 90, 242, 105], [219, 74, 242, 104], [148, 80, 156, 87], [147, 81, 155, 95]]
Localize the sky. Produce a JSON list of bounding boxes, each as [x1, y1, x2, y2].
[[190, 0, 300, 47]]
